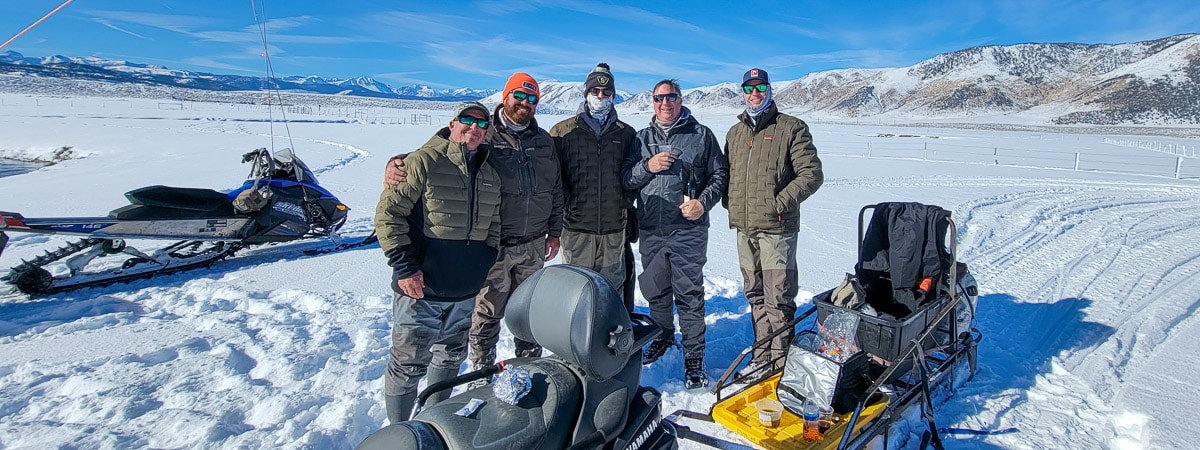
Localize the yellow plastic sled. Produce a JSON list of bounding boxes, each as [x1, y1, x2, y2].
[[710, 373, 890, 450]]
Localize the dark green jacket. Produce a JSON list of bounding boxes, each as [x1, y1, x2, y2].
[[486, 107, 564, 244], [550, 113, 637, 234], [724, 102, 823, 234], [375, 128, 502, 301]]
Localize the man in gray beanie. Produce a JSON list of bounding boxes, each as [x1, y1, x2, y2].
[[550, 63, 638, 313], [724, 67, 823, 377]]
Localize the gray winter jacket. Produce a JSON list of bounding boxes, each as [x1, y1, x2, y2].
[[623, 107, 729, 234]]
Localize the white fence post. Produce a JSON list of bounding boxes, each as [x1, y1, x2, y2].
[[1177, 157, 1184, 179], [1074, 153, 1081, 171], [867, 142, 872, 157]]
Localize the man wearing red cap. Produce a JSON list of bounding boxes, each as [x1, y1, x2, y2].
[[384, 73, 563, 377], [725, 67, 824, 376]]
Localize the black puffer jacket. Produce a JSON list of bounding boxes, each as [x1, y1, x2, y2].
[[550, 113, 637, 234], [622, 108, 729, 234], [486, 106, 564, 244]]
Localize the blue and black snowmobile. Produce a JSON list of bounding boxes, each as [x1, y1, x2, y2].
[[0, 148, 365, 295]]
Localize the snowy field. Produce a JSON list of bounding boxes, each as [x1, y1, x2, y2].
[[1, 93, 1199, 449]]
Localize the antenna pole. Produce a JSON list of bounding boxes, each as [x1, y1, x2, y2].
[[0, 0, 75, 52]]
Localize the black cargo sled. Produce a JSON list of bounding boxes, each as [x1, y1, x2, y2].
[[357, 264, 678, 450], [665, 202, 983, 450], [0, 148, 365, 295]]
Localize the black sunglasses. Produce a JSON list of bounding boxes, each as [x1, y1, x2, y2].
[[742, 84, 769, 94], [512, 91, 539, 105], [456, 115, 490, 129], [652, 93, 680, 103], [589, 87, 614, 97]]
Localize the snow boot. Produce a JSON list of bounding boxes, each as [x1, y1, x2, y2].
[[424, 366, 460, 407], [685, 358, 708, 389], [385, 392, 416, 424], [514, 338, 543, 358], [643, 336, 678, 365]]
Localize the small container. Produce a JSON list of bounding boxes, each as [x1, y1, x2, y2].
[[802, 399, 823, 442], [755, 398, 783, 428], [818, 405, 835, 432]]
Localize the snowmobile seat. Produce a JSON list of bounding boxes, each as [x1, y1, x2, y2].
[[357, 265, 664, 450], [109, 185, 238, 220]]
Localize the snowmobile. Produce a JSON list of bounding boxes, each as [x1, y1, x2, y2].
[[0, 147, 363, 295], [356, 264, 679, 450], [665, 202, 986, 450]]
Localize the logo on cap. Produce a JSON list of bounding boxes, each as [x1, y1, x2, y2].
[[750, 69, 760, 77], [599, 76, 610, 85], [522, 81, 536, 91]]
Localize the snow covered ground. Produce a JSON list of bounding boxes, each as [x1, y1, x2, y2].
[[1, 93, 1198, 449]]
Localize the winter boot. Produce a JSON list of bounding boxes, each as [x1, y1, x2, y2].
[[514, 338, 543, 358], [642, 336, 678, 365], [734, 358, 779, 380], [684, 358, 709, 389], [423, 366, 460, 407], [385, 392, 416, 424], [463, 361, 494, 392]]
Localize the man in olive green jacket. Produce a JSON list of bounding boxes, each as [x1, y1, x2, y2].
[[375, 101, 502, 424], [724, 68, 824, 373]]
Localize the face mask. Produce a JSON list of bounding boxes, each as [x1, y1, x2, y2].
[[587, 95, 613, 120]]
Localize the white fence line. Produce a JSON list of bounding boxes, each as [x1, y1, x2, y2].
[[821, 141, 1199, 180], [1102, 138, 1197, 158]]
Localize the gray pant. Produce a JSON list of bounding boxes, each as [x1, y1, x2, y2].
[[468, 238, 545, 368], [562, 229, 627, 296], [736, 230, 799, 366], [385, 293, 474, 396], [639, 228, 708, 359]]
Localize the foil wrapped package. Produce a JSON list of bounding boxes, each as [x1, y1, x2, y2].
[[492, 366, 532, 405]]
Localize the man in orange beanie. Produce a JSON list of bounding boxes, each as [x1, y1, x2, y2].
[[384, 72, 563, 380]]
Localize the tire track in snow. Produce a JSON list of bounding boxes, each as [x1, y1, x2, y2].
[[946, 181, 1200, 448], [184, 121, 372, 175]]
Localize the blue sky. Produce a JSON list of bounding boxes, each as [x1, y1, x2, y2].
[[3, 1, 1198, 92]]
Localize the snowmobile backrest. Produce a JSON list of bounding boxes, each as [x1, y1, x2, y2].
[[855, 202, 953, 318], [505, 265, 639, 381]]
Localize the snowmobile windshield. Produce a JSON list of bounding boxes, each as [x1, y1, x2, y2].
[[271, 148, 319, 185]]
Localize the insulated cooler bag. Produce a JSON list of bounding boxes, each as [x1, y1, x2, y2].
[[776, 331, 869, 414]]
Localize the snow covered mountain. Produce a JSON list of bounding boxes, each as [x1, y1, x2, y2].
[[2, 33, 1198, 125], [479, 80, 633, 115], [0, 51, 495, 101], [622, 34, 1200, 125]]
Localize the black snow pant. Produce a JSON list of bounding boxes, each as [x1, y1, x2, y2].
[[638, 227, 708, 360]]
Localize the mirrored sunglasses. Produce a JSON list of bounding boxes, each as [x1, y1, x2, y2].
[[652, 93, 680, 103], [742, 84, 769, 94], [456, 115, 490, 129], [512, 91, 539, 105]]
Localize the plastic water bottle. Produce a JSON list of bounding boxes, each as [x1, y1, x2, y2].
[[803, 399, 823, 442]]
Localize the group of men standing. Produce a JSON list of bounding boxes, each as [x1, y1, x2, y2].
[[374, 64, 823, 422]]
